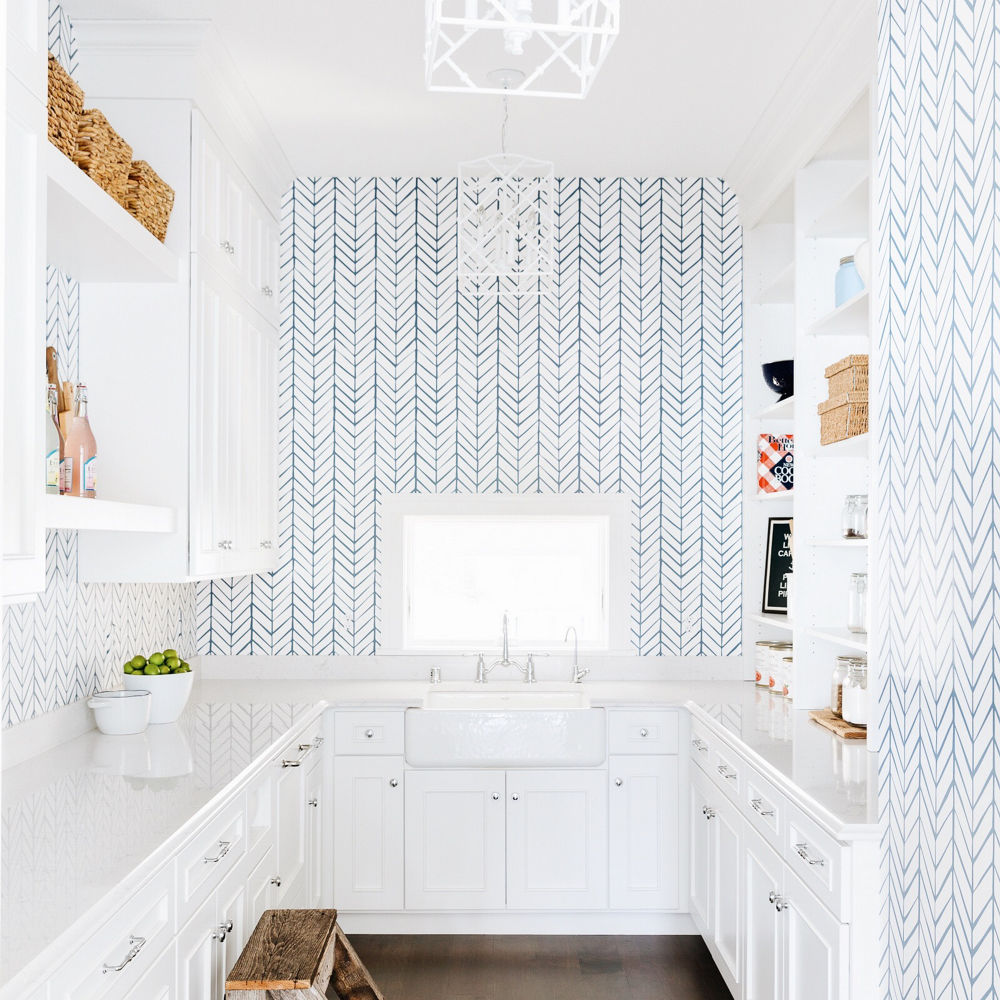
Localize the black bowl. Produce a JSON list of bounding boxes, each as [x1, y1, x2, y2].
[[762, 360, 794, 402]]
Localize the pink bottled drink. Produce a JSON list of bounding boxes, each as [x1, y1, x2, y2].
[[64, 382, 97, 498]]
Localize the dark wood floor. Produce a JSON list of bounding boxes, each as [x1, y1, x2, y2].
[[346, 934, 732, 1000]]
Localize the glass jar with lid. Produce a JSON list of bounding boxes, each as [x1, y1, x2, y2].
[[754, 640, 776, 687], [841, 495, 868, 539], [768, 642, 792, 693], [831, 655, 863, 717], [847, 572, 868, 633], [781, 655, 793, 699], [842, 660, 869, 727]]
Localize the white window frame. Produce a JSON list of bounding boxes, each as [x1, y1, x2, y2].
[[381, 493, 631, 654]]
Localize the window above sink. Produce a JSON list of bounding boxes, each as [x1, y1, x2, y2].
[[381, 494, 630, 654]]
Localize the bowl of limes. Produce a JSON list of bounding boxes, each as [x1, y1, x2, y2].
[[122, 649, 194, 724]]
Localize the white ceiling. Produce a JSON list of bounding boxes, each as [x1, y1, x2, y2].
[[66, 0, 833, 178]]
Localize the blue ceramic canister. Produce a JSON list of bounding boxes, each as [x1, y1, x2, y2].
[[835, 256, 864, 307]]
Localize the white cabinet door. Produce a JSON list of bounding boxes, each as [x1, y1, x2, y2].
[[506, 769, 607, 910], [175, 893, 218, 1000], [783, 868, 849, 1000], [274, 755, 308, 908], [192, 113, 241, 283], [744, 826, 784, 1000], [404, 769, 506, 910], [305, 758, 324, 908], [689, 769, 712, 934], [2, 77, 45, 601], [333, 756, 404, 910], [710, 792, 743, 998], [215, 871, 248, 1000], [246, 846, 277, 934], [608, 755, 679, 910]]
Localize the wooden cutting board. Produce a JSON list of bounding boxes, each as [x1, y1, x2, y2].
[[808, 709, 867, 741]]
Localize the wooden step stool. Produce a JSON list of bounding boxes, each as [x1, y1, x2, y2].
[[225, 909, 384, 1000]]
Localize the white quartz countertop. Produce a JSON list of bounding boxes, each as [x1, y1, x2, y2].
[[0, 677, 879, 988]]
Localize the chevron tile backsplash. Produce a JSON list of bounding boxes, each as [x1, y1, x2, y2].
[[199, 177, 743, 657], [876, 1, 1000, 997], [0, 4, 198, 729]]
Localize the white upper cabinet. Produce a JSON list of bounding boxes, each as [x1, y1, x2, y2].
[[2, 75, 46, 602]]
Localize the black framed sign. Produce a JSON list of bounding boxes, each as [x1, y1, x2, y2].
[[762, 517, 793, 614]]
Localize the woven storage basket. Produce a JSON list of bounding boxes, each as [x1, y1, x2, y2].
[[125, 160, 175, 242], [72, 109, 133, 206], [47, 54, 84, 159], [824, 354, 869, 396], [817, 391, 869, 445]]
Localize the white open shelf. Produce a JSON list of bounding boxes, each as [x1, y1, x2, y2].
[[45, 144, 179, 284], [749, 491, 794, 502], [805, 173, 870, 239], [805, 626, 868, 653], [807, 290, 869, 338], [751, 613, 794, 633], [755, 395, 795, 420], [756, 261, 795, 304], [43, 494, 176, 533], [815, 432, 869, 458]]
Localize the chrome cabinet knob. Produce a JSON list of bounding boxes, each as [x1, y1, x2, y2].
[[705, 807, 716, 820], [492, 793, 500, 801], [615, 778, 623, 787], [511, 794, 519, 801], [365, 729, 375, 739], [308, 797, 319, 807], [639, 728, 648, 738], [768, 890, 777, 904], [270, 876, 282, 887], [389, 778, 399, 788]]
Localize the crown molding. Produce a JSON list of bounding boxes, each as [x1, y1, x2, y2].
[[725, 0, 876, 227], [71, 19, 292, 207]]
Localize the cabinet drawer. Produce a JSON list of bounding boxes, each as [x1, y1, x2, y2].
[[334, 711, 404, 755], [608, 710, 678, 754], [708, 742, 743, 800], [175, 802, 246, 926], [51, 865, 174, 1000], [688, 719, 713, 771], [785, 805, 849, 919], [743, 768, 785, 848]]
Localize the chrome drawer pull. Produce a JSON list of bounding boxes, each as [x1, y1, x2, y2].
[[270, 875, 282, 887], [204, 840, 232, 864], [102, 935, 146, 974], [691, 738, 708, 753], [281, 758, 302, 768], [795, 842, 826, 867], [717, 764, 737, 781], [282, 741, 318, 768], [704, 807, 716, 820], [308, 797, 319, 807], [751, 797, 775, 817]]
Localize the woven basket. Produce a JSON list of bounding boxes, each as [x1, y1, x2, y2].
[[125, 160, 175, 242], [817, 391, 869, 445], [72, 109, 133, 206], [47, 54, 84, 159], [824, 354, 869, 396]]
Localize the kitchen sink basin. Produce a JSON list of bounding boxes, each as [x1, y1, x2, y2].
[[405, 697, 606, 768], [422, 682, 590, 711]]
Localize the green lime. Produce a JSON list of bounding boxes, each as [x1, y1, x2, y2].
[[130, 655, 146, 669], [166, 656, 180, 670], [180, 660, 189, 670], [163, 648, 178, 659], [149, 652, 165, 666], [143, 663, 159, 675], [123, 665, 132, 674]]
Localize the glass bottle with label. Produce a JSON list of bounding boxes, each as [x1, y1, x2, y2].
[[45, 383, 63, 495], [64, 383, 97, 498]]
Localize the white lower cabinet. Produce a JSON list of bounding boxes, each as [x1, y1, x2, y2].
[[129, 944, 177, 1000], [246, 845, 278, 932], [783, 866, 849, 1000], [744, 826, 784, 1000], [405, 769, 506, 910], [608, 754, 679, 910], [333, 755, 405, 910], [305, 758, 324, 908], [506, 769, 608, 910]]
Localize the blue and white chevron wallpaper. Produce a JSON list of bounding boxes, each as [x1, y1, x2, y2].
[[198, 177, 743, 657], [0, 4, 199, 729], [876, 1, 1000, 997]]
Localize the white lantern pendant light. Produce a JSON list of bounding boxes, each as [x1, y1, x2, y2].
[[427, 0, 620, 99], [458, 70, 555, 298]]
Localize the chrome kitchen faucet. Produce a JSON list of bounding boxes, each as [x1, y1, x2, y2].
[[475, 612, 535, 683]]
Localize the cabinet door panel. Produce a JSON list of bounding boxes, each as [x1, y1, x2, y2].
[[175, 894, 218, 1000], [3, 79, 45, 600], [333, 756, 404, 910], [305, 760, 324, 908], [744, 827, 784, 1000], [215, 873, 248, 1000], [405, 769, 506, 910], [784, 870, 849, 1000], [130, 943, 177, 1000], [688, 769, 712, 934], [506, 770, 607, 910], [608, 755, 679, 910], [274, 757, 308, 907], [246, 846, 276, 933], [711, 797, 743, 994]]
